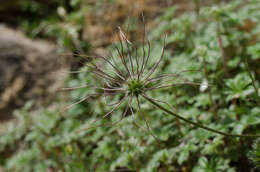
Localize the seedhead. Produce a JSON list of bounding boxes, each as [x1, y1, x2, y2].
[[61, 18, 203, 141]]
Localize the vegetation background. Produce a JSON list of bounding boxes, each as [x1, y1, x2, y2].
[[0, 0, 260, 171]]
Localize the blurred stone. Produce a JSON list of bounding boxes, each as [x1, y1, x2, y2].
[[0, 24, 68, 120]]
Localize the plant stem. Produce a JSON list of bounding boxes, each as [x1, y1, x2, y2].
[[245, 57, 260, 103], [202, 57, 217, 119], [217, 20, 230, 77], [143, 95, 260, 138], [194, 0, 200, 15]]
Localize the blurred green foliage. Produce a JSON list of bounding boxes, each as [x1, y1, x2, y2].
[[249, 139, 260, 169], [1, 0, 260, 171], [19, 0, 89, 52]]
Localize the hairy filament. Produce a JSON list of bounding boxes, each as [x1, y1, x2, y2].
[[143, 35, 167, 81]]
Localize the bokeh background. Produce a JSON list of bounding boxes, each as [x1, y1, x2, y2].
[[0, 0, 260, 171]]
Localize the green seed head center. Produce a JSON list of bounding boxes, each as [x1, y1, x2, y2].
[[128, 79, 144, 96]]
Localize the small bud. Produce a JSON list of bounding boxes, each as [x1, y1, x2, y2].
[[57, 6, 67, 18], [65, 144, 73, 154], [196, 45, 207, 57]]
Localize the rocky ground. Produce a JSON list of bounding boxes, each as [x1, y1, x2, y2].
[[0, 25, 69, 133]]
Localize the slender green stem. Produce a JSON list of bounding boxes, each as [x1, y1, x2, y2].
[[202, 56, 217, 119], [217, 20, 229, 77], [245, 57, 260, 103], [143, 95, 260, 138]]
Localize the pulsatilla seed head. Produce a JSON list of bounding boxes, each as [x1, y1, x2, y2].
[[64, 25, 196, 124], [63, 18, 201, 140]]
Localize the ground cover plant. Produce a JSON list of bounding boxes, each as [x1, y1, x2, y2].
[[0, 0, 260, 171]]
